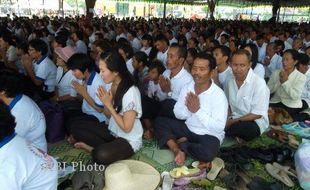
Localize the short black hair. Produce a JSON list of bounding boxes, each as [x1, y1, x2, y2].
[[16, 41, 29, 53], [297, 53, 310, 66], [213, 45, 231, 62], [154, 34, 169, 45], [0, 101, 16, 141], [74, 30, 84, 40], [283, 49, 299, 61], [133, 51, 148, 67], [29, 39, 48, 55], [54, 35, 67, 48], [66, 53, 95, 73], [0, 69, 23, 98], [149, 60, 166, 75], [170, 44, 187, 59], [195, 52, 216, 71]]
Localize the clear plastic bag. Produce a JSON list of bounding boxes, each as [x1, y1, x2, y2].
[[295, 139, 310, 190]]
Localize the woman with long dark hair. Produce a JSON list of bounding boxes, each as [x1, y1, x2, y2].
[[73, 51, 143, 165]]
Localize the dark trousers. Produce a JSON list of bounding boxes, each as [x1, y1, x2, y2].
[[64, 110, 100, 134], [225, 121, 260, 141], [293, 100, 310, 121], [71, 122, 134, 165], [158, 99, 177, 119], [141, 95, 161, 119], [270, 102, 304, 118], [154, 117, 220, 163]]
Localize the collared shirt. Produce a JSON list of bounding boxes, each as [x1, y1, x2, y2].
[[219, 66, 232, 88], [268, 69, 306, 108], [32, 56, 57, 92], [157, 48, 169, 68], [56, 67, 80, 97], [126, 58, 134, 75], [9, 94, 47, 151], [140, 47, 152, 56], [82, 70, 110, 122], [162, 67, 193, 101], [169, 37, 178, 45], [130, 37, 141, 52], [224, 69, 270, 134], [253, 63, 265, 79], [302, 69, 310, 107], [147, 81, 167, 101], [6, 45, 18, 62], [174, 81, 228, 143], [264, 53, 282, 78]]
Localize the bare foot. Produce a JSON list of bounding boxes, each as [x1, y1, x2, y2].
[[74, 142, 94, 153], [67, 135, 76, 145], [174, 149, 186, 166], [143, 129, 153, 140], [197, 161, 211, 170], [176, 137, 188, 144]]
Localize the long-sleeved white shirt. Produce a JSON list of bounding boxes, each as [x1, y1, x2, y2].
[[174, 81, 228, 144]]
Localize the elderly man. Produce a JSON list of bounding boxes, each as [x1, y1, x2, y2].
[[224, 49, 270, 142]]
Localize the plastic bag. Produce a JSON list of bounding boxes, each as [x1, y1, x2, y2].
[[295, 139, 310, 190]]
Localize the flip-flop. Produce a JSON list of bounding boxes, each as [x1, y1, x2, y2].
[[265, 163, 294, 187], [214, 186, 227, 190], [169, 166, 200, 178], [282, 123, 310, 138], [207, 157, 225, 180], [272, 162, 297, 178]]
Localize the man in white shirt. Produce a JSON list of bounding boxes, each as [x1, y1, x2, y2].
[[23, 39, 57, 99], [224, 49, 270, 142], [165, 30, 178, 45], [293, 38, 305, 53], [154, 53, 228, 166], [263, 42, 283, 78], [278, 32, 292, 51], [0, 101, 57, 190], [155, 34, 169, 68], [0, 69, 47, 151], [157, 44, 193, 119], [254, 34, 267, 63]]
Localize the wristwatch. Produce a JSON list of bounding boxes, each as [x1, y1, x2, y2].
[[167, 91, 172, 97]]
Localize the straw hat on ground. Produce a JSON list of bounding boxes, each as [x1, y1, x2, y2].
[[103, 160, 160, 190]]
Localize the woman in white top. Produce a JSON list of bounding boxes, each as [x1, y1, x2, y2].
[[73, 51, 143, 165]]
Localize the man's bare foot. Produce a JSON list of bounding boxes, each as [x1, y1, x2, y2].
[[74, 142, 94, 153], [67, 135, 76, 145], [198, 161, 211, 170], [143, 129, 153, 140], [176, 137, 188, 144], [174, 149, 186, 166]]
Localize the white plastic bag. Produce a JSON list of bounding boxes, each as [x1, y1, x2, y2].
[[295, 139, 310, 190]]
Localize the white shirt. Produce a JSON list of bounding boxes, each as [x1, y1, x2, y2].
[[174, 81, 228, 143], [140, 47, 152, 56], [264, 53, 282, 78], [6, 45, 18, 62], [88, 32, 96, 48], [253, 63, 265, 79], [130, 37, 141, 52], [218, 66, 232, 87], [32, 56, 57, 92], [169, 37, 178, 45], [284, 41, 292, 51], [157, 48, 169, 68], [82, 70, 108, 122], [75, 40, 88, 54], [9, 94, 47, 151], [224, 69, 270, 134], [185, 32, 192, 41], [56, 67, 79, 97], [126, 58, 135, 75], [303, 39, 310, 48], [147, 81, 167, 101], [268, 69, 306, 108], [302, 69, 310, 107], [116, 33, 127, 42], [0, 135, 57, 190], [108, 86, 143, 152], [255, 42, 267, 63], [162, 67, 193, 101]]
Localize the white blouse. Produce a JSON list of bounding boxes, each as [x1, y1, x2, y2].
[[108, 86, 143, 152]]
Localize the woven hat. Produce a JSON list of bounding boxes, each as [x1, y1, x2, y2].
[[103, 160, 160, 190], [54, 46, 76, 62]]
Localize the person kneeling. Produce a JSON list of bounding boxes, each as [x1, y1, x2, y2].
[[154, 53, 228, 166]]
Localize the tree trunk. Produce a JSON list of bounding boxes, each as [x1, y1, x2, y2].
[[271, 0, 280, 23], [59, 0, 64, 17], [85, 0, 96, 18], [208, 0, 216, 20]]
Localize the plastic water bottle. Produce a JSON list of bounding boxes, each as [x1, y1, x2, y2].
[[161, 171, 174, 190]]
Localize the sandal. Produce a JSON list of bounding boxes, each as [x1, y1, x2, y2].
[[266, 129, 288, 143], [265, 163, 294, 187], [169, 166, 200, 178], [272, 162, 297, 178], [207, 157, 225, 180]]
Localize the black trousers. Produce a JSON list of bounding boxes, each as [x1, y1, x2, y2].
[[293, 100, 310, 121], [154, 117, 220, 163], [158, 99, 177, 119], [141, 95, 161, 119], [64, 110, 100, 134], [225, 121, 260, 141], [71, 121, 134, 165]]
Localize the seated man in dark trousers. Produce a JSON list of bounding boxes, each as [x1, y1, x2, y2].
[[154, 53, 228, 166], [224, 49, 270, 143]]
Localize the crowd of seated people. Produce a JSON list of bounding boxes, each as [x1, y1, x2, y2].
[[0, 14, 309, 187]]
